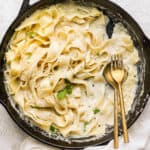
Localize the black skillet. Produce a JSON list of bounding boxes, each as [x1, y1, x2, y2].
[[0, 0, 150, 149]]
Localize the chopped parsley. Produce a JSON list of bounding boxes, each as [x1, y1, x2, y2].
[[50, 124, 57, 134], [93, 108, 100, 114], [57, 80, 73, 100], [57, 89, 67, 100], [65, 84, 73, 94]]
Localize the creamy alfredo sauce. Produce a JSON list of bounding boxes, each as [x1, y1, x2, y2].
[[5, 3, 139, 137]]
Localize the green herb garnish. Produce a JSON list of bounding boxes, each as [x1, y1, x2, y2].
[[57, 89, 67, 100], [65, 84, 73, 94], [50, 124, 57, 134], [27, 31, 37, 38], [93, 108, 100, 114], [57, 81, 73, 100]]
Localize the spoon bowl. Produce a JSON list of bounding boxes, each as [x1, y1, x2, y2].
[[103, 63, 128, 88], [103, 63, 117, 88]]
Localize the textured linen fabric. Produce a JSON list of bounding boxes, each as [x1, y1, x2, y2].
[[0, 0, 150, 150]]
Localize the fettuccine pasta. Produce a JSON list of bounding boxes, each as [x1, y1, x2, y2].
[[5, 3, 139, 137]]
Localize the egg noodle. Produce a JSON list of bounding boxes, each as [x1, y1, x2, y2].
[[5, 3, 139, 137]]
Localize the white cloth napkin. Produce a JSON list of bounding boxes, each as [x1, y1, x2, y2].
[[0, 0, 150, 150]]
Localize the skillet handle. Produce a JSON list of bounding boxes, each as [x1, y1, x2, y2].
[[143, 36, 150, 94], [0, 84, 8, 108], [18, 0, 30, 16], [0, 77, 8, 108]]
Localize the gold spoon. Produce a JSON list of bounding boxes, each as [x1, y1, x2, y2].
[[110, 54, 129, 143], [103, 63, 119, 149]]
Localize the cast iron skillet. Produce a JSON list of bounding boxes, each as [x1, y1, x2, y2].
[[0, 0, 150, 149]]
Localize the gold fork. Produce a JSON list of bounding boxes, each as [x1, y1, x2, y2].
[[111, 54, 129, 143]]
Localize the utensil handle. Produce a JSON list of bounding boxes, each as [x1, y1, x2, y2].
[[118, 84, 129, 143], [114, 89, 119, 148]]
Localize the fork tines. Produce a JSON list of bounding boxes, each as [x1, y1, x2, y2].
[[111, 54, 123, 69]]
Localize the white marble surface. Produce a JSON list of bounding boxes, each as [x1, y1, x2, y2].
[[0, 0, 150, 150]]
